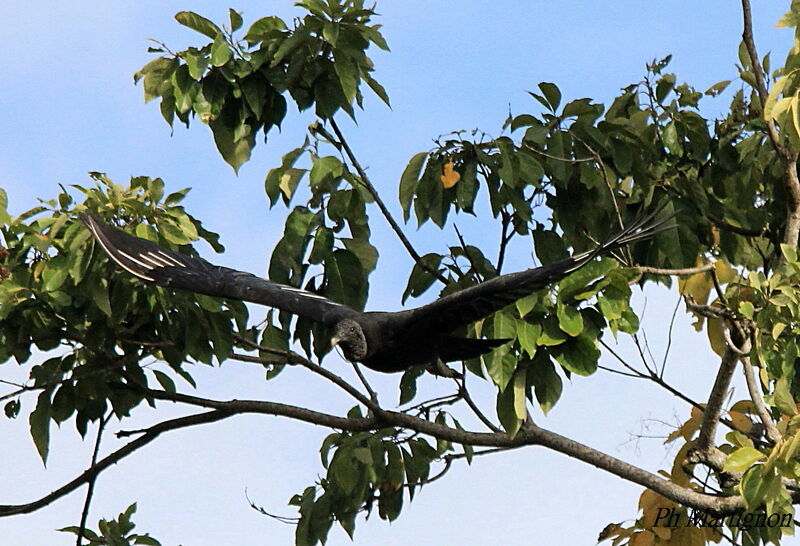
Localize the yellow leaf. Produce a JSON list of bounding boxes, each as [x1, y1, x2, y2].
[[707, 317, 725, 356], [513, 371, 527, 420], [679, 257, 712, 330], [713, 259, 737, 284], [629, 530, 656, 546], [728, 410, 754, 433], [440, 159, 460, 188], [639, 489, 677, 526]]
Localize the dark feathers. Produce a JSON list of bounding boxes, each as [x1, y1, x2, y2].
[[81, 210, 669, 373]]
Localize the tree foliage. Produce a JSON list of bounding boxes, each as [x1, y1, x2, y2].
[[5, 1, 800, 544]]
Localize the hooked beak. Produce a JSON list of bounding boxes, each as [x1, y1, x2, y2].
[[330, 335, 341, 347]]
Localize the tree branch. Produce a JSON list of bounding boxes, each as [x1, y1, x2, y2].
[[0, 410, 233, 517], [741, 354, 781, 444], [637, 263, 714, 276], [694, 344, 741, 469], [130, 386, 767, 515], [231, 336, 379, 412], [741, 0, 800, 250], [327, 118, 449, 284], [76, 413, 111, 546]]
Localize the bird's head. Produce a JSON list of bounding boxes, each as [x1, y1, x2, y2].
[[331, 319, 368, 361]]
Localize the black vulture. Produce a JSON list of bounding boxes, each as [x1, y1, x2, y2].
[[81, 210, 669, 373]]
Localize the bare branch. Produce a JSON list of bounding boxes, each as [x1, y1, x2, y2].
[[0, 410, 233, 517], [741, 355, 781, 444], [695, 345, 740, 464], [232, 336, 378, 412], [76, 413, 111, 546], [133, 386, 765, 515], [637, 263, 714, 276]]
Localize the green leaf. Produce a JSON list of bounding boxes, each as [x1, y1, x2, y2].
[[399, 152, 428, 222], [777, 9, 800, 28], [402, 253, 441, 303], [496, 380, 522, 438], [342, 237, 378, 273], [774, 377, 797, 416], [90, 281, 112, 317], [485, 351, 517, 391], [532, 227, 568, 263], [210, 35, 232, 67], [662, 122, 682, 155], [209, 115, 254, 173], [29, 391, 52, 465], [41, 261, 68, 292], [493, 311, 517, 340], [537, 317, 567, 346], [364, 73, 390, 106], [135, 57, 178, 103], [323, 21, 340, 45], [279, 168, 307, 201], [157, 221, 192, 245], [739, 301, 755, 319], [175, 11, 221, 39], [0, 188, 10, 224], [552, 333, 598, 376], [765, 73, 791, 120], [399, 366, 424, 405], [310, 156, 344, 186], [153, 370, 176, 393], [324, 249, 365, 310], [517, 321, 540, 358], [515, 294, 538, 318], [228, 8, 243, 32], [780, 243, 798, 263], [538, 82, 561, 111], [244, 16, 287, 44], [527, 353, 562, 414], [740, 464, 777, 510], [556, 303, 583, 336], [723, 446, 765, 472]]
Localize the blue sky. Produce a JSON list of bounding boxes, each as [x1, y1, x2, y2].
[[0, 2, 793, 544]]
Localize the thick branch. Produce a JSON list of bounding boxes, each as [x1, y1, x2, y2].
[[695, 346, 740, 465], [0, 410, 232, 517], [327, 118, 449, 284], [2, 380, 781, 519], [133, 387, 761, 515]]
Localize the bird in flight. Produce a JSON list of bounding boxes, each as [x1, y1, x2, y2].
[[81, 210, 669, 374]]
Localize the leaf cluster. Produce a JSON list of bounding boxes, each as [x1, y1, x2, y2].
[[135, 0, 389, 171]]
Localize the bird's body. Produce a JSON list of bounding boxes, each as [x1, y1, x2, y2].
[[81, 210, 669, 373]]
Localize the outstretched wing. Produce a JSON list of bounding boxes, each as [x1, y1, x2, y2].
[[81, 212, 358, 326], [404, 208, 673, 333]]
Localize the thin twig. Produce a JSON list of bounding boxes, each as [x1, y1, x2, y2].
[[351, 362, 378, 405], [328, 118, 449, 284], [76, 412, 112, 546], [741, 355, 781, 444], [637, 263, 714, 276], [454, 370, 501, 433], [232, 336, 378, 411], [741, 0, 800, 250], [496, 210, 513, 274]]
